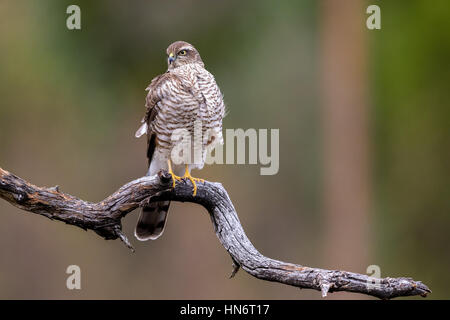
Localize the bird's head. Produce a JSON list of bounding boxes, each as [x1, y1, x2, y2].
[[166, 41, 204, 70]]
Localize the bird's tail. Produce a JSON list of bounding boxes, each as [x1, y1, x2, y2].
[[134, 201, 170, 241]]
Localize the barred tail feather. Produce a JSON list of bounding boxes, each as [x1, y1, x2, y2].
[[135, 201, 170, 241]]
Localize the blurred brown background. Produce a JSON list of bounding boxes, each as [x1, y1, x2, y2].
[[0, 0, 449, 299]]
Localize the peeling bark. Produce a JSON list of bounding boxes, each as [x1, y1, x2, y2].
[[0, 167, 431, 299]]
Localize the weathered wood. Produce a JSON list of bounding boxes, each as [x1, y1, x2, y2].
[[0, 167, 431, 299]]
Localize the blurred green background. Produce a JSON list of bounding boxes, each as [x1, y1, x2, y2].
[[0, 0, 448, 299]]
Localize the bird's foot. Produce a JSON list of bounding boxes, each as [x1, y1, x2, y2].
[[169, 172, 182, 188], [182, 168, 204, 196], [167, 169, 182, 188], [167, 159, 182, 188]]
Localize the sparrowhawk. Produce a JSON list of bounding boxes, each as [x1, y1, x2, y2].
[[134, 41, 225, 241]]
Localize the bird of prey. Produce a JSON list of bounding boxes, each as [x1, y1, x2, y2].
[[134, 41, 225, 241]]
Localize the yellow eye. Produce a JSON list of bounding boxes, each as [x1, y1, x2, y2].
[[178, 50, 187, 56]]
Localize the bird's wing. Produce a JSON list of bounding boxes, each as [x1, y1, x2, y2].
[[135, 75, 162, 137], [144, 74, 164, 165], [136, 72, 185, 165]]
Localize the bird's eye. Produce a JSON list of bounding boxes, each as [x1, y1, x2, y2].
[[178, 50, 187, 56]]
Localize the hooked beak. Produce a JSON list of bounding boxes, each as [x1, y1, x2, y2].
[[168, 52, 175, 64]]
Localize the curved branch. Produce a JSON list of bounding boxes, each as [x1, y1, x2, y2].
[[0, 167, 431, 299]]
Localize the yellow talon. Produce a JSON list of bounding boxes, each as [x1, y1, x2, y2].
[[182, 165, 204, 196], [167, 160, 182, 188]]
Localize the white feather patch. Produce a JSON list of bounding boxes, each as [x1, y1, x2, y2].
[[135, 122, 148, 138]]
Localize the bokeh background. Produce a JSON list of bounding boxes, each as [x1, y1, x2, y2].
[[0, 0, 449, 299]]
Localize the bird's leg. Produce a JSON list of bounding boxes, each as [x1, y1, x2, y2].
[[182, 164, 204, 196], [167, 159, 182, 188]]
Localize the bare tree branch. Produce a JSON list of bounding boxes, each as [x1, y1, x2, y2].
[[0, 167, 431, 299]]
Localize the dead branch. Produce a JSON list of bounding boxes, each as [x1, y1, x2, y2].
[[0, 167, 431, 299]]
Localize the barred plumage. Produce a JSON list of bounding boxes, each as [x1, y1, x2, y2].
[[134, 41, 225, 241]]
